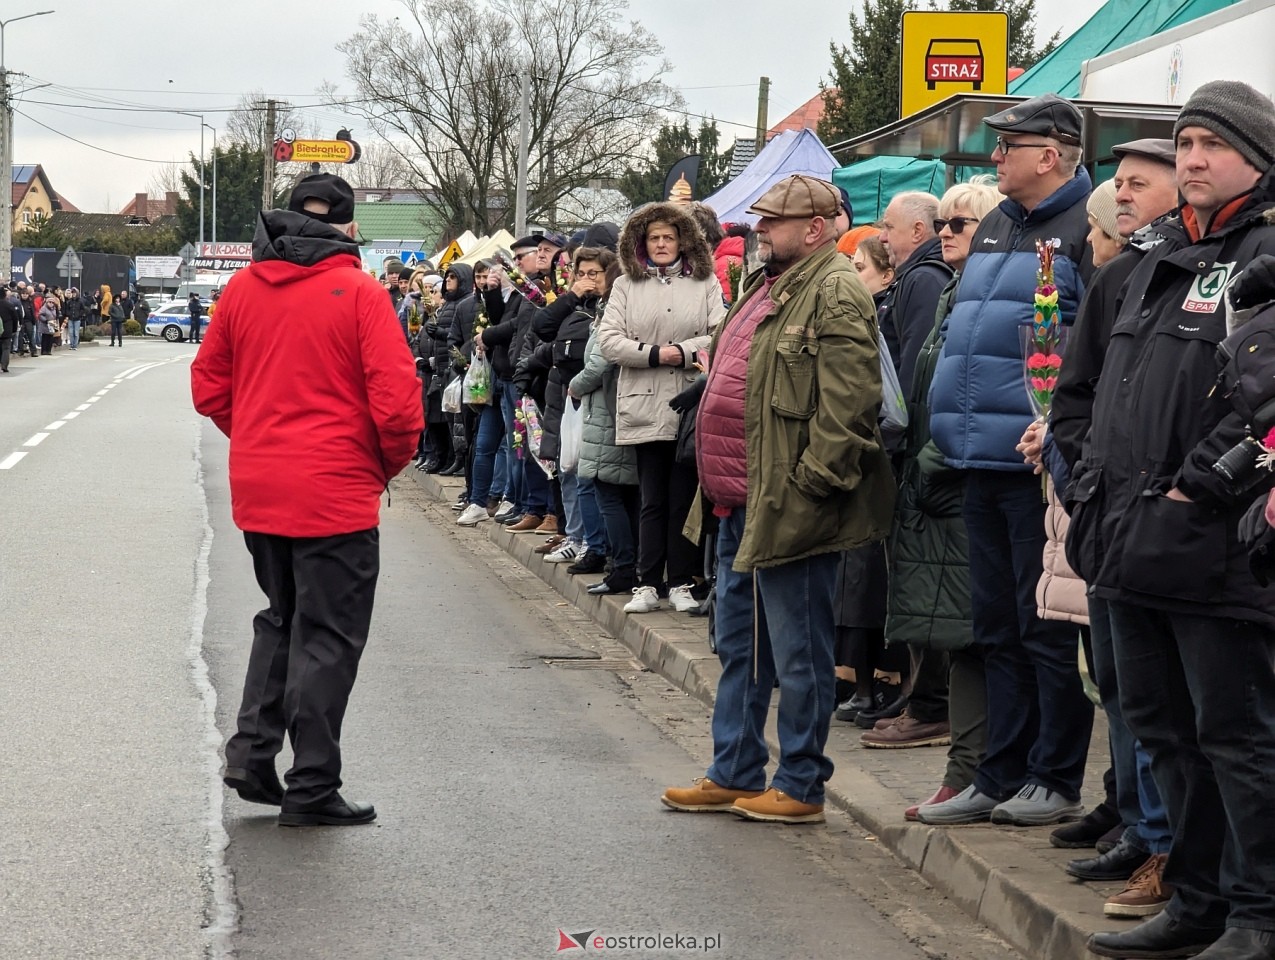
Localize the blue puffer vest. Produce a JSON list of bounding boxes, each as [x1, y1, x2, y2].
[[929, 169, 1092, 470]]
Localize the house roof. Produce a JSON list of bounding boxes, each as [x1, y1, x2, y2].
[[45, 212, 180, 240], [728, 138, 757, 180], [117, 195, 179, 218], [12, 164, 79, 213], [354, 202, 446, 247], [1010, 0, 1239, 98], [767, 92, 827, 138]]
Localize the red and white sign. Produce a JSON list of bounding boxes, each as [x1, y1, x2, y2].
[[198, 242, 252, 261]]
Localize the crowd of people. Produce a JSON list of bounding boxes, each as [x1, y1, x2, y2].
[[0, 280, 157, 368], [389, 82, 1275, 960]]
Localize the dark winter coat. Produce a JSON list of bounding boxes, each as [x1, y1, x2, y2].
[[0, 295, 19, 339], [877, 236, 953, 398], [538, 294, 604, 462], [929, 169, 1093, 470], [429, 263, 475, 394], [481, 288, 538, 381], [886, 277, 973, 650], [1066, 176, 1275, 628]]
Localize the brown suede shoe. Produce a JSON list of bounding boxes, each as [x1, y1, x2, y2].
[[661, 777, 764, 813], [534, 534, 567, 555], [534, 514, 559, 534], [506, 514, 544, 533], [860, 713, 952, 749], [1105, 854, 1172, 918], [730, 788, 825, 824]]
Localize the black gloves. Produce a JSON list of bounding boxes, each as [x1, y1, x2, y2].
[[669, 375, 707, 413], [1231, 255, 1275, 312]]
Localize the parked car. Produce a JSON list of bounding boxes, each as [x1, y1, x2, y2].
[[144, 300, 211, 342]]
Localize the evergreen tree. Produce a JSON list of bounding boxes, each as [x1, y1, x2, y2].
[[618, 119, 731, 208], [174, 143, 286, 244], [946, 0, 1058, 68]]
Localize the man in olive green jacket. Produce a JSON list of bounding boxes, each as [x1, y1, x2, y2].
[[662, 175, 895, 824]]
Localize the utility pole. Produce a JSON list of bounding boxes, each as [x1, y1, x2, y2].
[[755, 76, 770, 150], [261, 99, 277, 214], [514, 73, 530, 238], [0, 10, 56, 289], [198, 121, 205, 245]]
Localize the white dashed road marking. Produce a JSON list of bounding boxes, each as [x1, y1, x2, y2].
[[0, 452, 27, 470], [23, 433, 49, 447]]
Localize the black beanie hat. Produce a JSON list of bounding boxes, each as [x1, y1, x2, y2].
[[1174, 80, 1275, 172]]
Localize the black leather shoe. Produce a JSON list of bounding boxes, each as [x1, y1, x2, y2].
[[855, 683, 906, 728], [834, 693, 873, 723], [1052, 800, 1121, 849], [1067, 836, 1150, 881], [1193, 927, 1275, 959], [1087, 911, 1223, 958], [223, 765, 284, 807], [278, 793, 377, 827], [567, 550, 607, 575]]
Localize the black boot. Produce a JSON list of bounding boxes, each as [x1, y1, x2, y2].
[[1051, 800, 1121, 849], [587, 565, 635, 595], [855, 677, 906, 728], [1087, 912, 1223, 959]]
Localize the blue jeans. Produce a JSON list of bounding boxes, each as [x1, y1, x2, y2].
[[1111, 603, 1275, 931], [469, 398, 506, 508], [500, 381, 525, 510], [560, 472, 606, 552], [965, 470, 1094, 802], [69, 320, 80, 348], [705, 508, 839, 805], [1089, 596, 1171, 854]]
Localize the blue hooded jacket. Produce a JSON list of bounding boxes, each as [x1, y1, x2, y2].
[[929, 169, 1092, 470]]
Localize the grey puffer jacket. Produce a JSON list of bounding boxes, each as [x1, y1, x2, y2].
[[570, 326, 637, 486]]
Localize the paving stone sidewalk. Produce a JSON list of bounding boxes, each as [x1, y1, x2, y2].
[[415, 472, 1134, 960]]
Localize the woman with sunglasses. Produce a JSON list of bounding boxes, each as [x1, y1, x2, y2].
[[866, 178, 1006, 823]]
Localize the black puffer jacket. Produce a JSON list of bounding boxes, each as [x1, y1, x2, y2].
[[1066, 176, 1275, 627], [538, 294, 604, 462], [427, 263, 475, 394], [482, 287, 538, 381]]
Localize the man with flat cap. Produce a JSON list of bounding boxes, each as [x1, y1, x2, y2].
[[1031, 137, 1179, 918], [661, 174, 895, 823], [922, 92, 1097, 828], [1074, 81, 1275, 960], [192, 173, 424, 826]]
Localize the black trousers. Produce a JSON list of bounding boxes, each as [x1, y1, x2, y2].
[[0, 334, 10, 371], [1110, 602, 1275, 930], [226, 528, 379, 807], [906, 648, 950, 724], [634, 440, 699, 590]]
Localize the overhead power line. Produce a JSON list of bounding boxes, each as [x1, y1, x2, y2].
[[14, 109, 174, 164]]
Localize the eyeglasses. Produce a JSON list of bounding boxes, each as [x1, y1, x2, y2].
[[576, 269, 605, 279], [933, 216, 980, 235], [995, 135, 1053, 154]]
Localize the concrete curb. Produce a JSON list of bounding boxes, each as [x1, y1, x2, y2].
[[415, 472, 1117, 959]]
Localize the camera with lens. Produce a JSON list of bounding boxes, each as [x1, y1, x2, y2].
[[1212, 397, 1275, 492]]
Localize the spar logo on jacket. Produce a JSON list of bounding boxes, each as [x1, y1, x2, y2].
[[929, 170, 1092, 470]]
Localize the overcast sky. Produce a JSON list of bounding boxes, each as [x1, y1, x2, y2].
[[8, 0, 1107, 214]]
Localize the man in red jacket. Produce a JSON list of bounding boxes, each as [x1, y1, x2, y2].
[[192, 173, 423, 826]]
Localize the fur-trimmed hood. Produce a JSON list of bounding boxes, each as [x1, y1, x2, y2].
[[617, 202, 715, 283]]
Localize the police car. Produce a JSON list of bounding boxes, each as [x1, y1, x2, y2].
[[144, 300, 212, 342]]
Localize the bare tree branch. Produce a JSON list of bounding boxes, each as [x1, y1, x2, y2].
[[335, 0, 681, 234]]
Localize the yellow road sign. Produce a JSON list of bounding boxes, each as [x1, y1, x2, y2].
[[901, 11, 1009, 119], [437, 241, 464, 268]]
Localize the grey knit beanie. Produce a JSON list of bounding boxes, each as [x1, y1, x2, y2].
[[1086, 180, 1124, 244], [1174, 80, 1275, 172]]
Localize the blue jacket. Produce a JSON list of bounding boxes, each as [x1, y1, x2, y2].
[[929, 169, 1092, 470]]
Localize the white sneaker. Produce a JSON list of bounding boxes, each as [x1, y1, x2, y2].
[[668, 584, 698, 613], [623, 585, 661, 613], [456, 503, 489, 526], [545, 539, 581, 563], [494, 499, 515, 516]]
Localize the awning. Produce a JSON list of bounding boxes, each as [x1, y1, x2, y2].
[[827, 94, 1179, 169]]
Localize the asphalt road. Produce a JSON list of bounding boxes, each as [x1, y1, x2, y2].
[[0, 341, 1022, 960]]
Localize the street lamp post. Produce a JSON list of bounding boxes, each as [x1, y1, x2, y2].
[[203, 122, 217, 247], [198, 121, 204, 245], [0, 9, 55, 290]]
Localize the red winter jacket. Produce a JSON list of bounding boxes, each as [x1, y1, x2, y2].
[[714, 236, 745, 305], [191, 212, 424, 537]]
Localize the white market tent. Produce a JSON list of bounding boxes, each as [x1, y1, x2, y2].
[[456, 229, 516, 265], [700, 128, 840, 226]]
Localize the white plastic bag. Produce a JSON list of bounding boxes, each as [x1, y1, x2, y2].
[[441, 376, 463, 414], [559, 400, 583, 474]]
